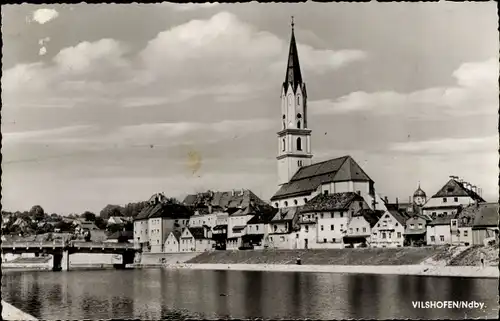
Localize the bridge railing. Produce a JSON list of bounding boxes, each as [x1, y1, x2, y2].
[[70, 241, 138, 250], [1, 240, 65, 248]]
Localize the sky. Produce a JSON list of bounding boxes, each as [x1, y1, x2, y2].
[[2, 2, 498, 215]]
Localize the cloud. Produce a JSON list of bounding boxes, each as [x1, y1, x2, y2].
[[2, 125, 97, 145], [162, 3, 220, 12], [32, 8, 59, 24], [389, 135, 498, 154], [3, 12, 365, 110], [310, 58, 498, 118]]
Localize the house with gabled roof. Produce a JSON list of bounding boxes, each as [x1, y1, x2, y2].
[[427, 215, 455, 245], [404, 214, 432, 247], [470, 203, 499, 245], [164, 230, 182, 253], [422, 176, 485, 219], [371, 209, 407, 248], [179, 227, 214, 252], [267, 206, 301, 249], [242, 206, 277, 250], [344, 209, 384, 247], [297, 192, 370, 249], [133, 193, 193, 253]]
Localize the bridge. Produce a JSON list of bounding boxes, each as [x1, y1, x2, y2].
[[1, 240, 141, 271]]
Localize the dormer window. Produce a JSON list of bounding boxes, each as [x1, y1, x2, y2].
[[443, 198, 447, 203]]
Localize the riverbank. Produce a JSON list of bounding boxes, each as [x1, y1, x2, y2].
[[1, 300, 38, 321], [164, 263, 499, 278]]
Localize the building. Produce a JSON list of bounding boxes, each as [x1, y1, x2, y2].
[[270, 21, 387, 214], [179, 227, 214, 252], [405, 184, 427, 216], [426, 216, 454, 245], [371, 209, 407, 248], [404, 214, 431, 246], [471, 203, 499, 245], [164, 230, 181, 253], [212, 212, 229, 250], [133, 193, 192, 253], [242, 206, 277, 249], [422, 176, 485, 218], [297, 192, 370, 249], [267, 206, 301, 249], [344, 209, 384, 247]]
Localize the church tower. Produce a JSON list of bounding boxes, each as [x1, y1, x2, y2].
[[277, 17, 313, 186]]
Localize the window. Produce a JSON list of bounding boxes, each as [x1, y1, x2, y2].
[[323, 238, 327, 243], [432, 212, 436, 215], [324, 190, 329, 196], [274, 225, 278, 232], [397, 232, 401, 238], [284, 201, 288, 207], [275, 202, 278, 208], [340, 213, 343, 218], [440, 235, 444, 242], [321, 225, 324, 231], [294, 199, 298, 205], [358, 201, 363, 208], [410, 224, 415, 229], [356, 228, 359, 232], [444, 212, 448, 215], [382, 232, 387, 239], [256, 225, 259, 231], [270, 237, 273, 242], [305, 225, 309, 232], [330, 213, 334, 218], [395, 223, 399, 227], [362, 227, 366, 233], [340, 224, 344, 229], [454, 197, 458, 202], [280, 236, 285, 242], [304, 198, 308, 203], [297, 121, 301, 129], [282, 138, 286, 151], [296, 233, 299, 238], [464, 230, 468, 237], [373, 232, 377, 236], [297, 97, 301, 106], [297, 137, 302, 151], [443, 198, 447, 203], [320, 213, 324, 219], [418, 224, 423, 228], [349, 228, 353, 233], [331, 225, 334, 230], [297, 160, 303, 167]]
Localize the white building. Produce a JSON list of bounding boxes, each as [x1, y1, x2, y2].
[[297, 192, 370, 249], [422, 176, 485, 218], [371, 210, 407, 248], [179, 227, 214, 252]]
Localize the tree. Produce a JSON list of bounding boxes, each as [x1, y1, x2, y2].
[[30, 205, 45, 221], [81, 211, 97, 222], [99, 204, 123, 220], [54, 221, 74, 233], [94, 217, 107, 230]]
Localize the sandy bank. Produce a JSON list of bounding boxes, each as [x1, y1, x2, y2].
[[164, 263, 499, 278], [2, 301, 38, 321]]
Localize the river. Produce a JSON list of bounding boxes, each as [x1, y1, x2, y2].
[[2, 268, 498, 320]]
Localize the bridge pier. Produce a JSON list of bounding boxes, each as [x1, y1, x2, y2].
[[52, 250, 69, 271], [113, 251, 135, 269]]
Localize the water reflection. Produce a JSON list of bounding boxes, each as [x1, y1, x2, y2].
[[1, 269, 498, 320]]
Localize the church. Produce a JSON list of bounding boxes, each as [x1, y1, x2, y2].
[[270, 20, 387, 213]]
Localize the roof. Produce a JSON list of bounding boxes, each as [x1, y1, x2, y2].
[[169, 230, 181, 241], [271, 156, 372, 200], [188, 227, 207, 240], [213, 224, 227, 230], [232, 225, 246, 231], [283, 24, 303, 94], [271, 206, 302, 222], [79, 222, 99, 230], [300, 192, 363, 213], [472, 203, 499, 228], [135, 202, 193, 221], [413, 185, 427, 197], [354, 209, 384, 228], [387, 209, 408, 226], [428, 215, 455, 226], [432, 179, 485, 202], [183, 189, 267, 210]]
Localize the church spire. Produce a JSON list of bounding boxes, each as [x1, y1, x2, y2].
[[284, 16, 303, 93]]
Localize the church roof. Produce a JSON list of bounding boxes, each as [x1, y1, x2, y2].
[[431, 179, 485, 202], [283, 23, 303, 94], [271, 156, 372, 200]]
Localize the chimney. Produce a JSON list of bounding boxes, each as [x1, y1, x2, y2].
[[384, 196, 389, 204], [231, 190, 235, 196], [396, 198, 399, 206]]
